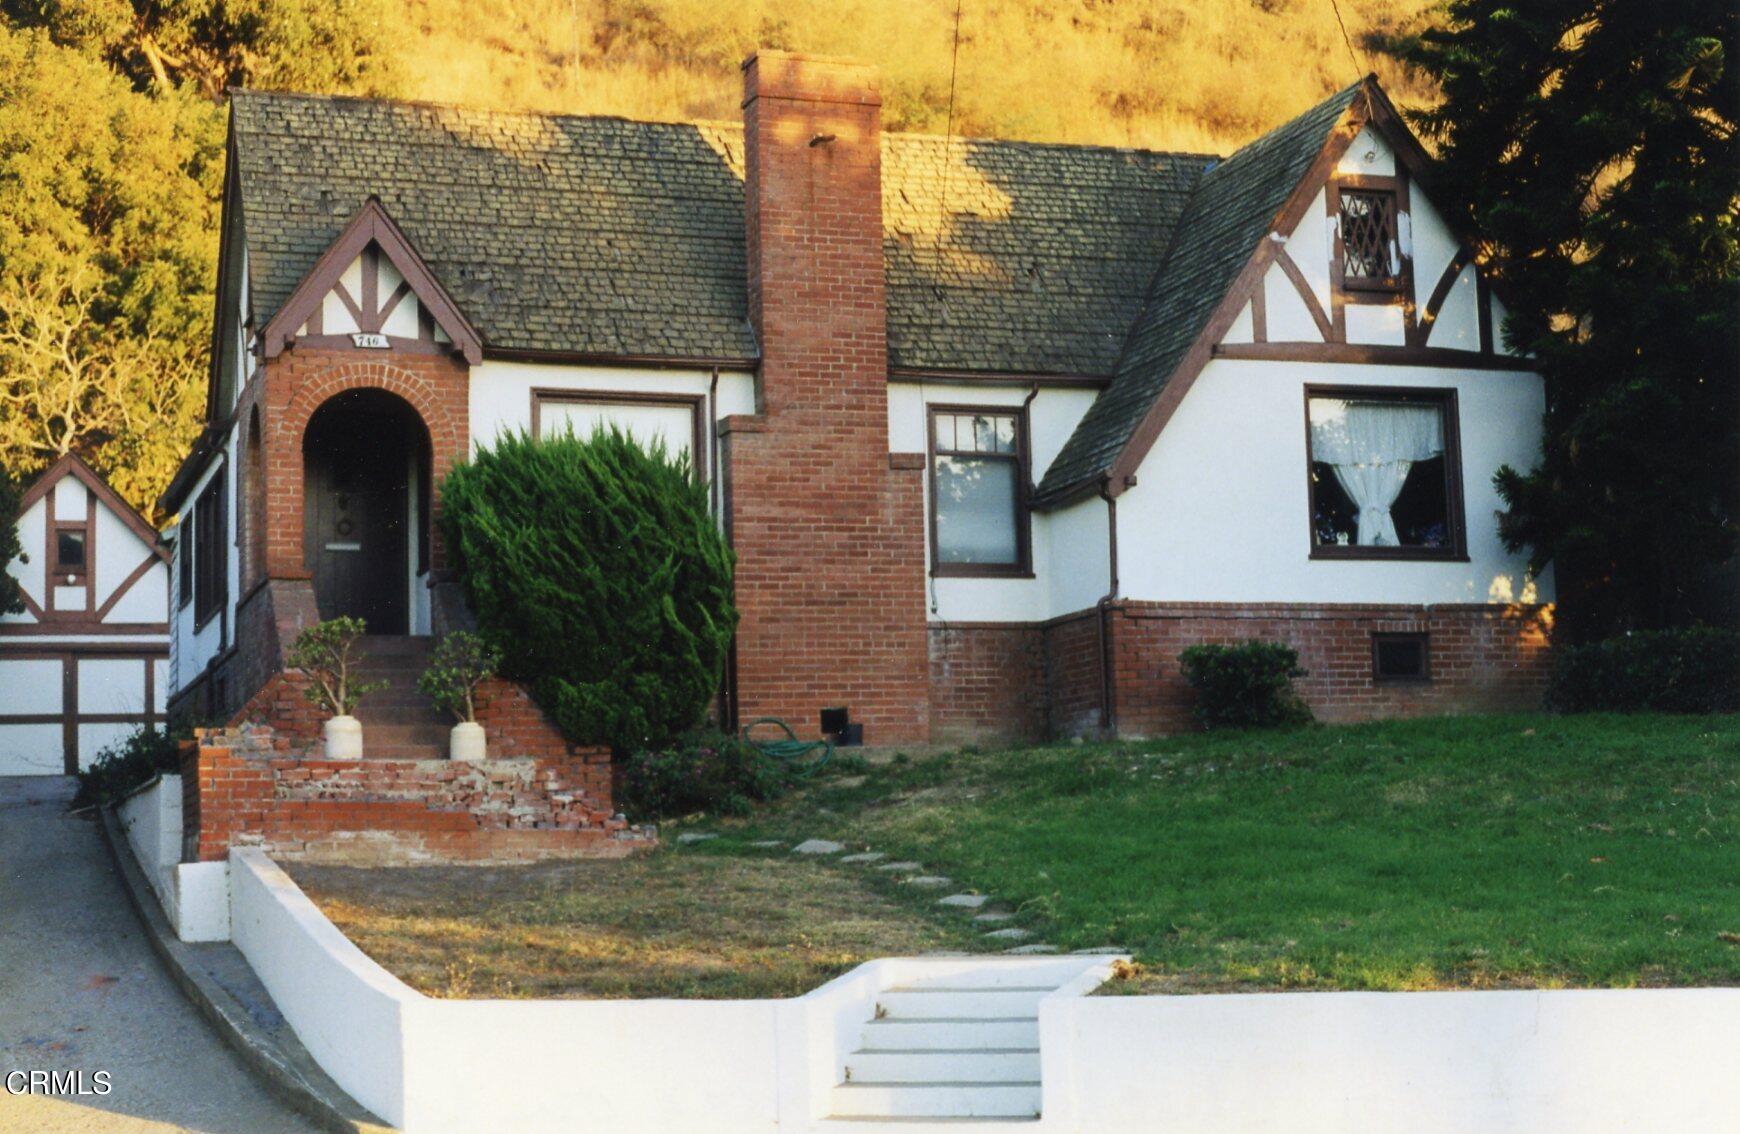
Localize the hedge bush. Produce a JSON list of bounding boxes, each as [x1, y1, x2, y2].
[[1548, 627, 1740, 713], [73, 726, 182, 810], [620, 730, 789, 821], [1178, 640, 1313, 729], [439, 428, 736, 752]]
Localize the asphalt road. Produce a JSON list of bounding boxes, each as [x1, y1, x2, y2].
[[0, 777, 316, 1134]]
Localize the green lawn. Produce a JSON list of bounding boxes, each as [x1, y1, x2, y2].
[[705, 713, 1740, 992]]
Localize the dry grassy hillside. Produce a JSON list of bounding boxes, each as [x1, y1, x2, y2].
[[393, 0, 1437, 152]]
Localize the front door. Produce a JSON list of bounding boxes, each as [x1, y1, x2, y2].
[[304, 411, 409, 634]]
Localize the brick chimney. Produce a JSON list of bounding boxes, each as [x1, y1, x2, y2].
[[723, 51, 930, 743]]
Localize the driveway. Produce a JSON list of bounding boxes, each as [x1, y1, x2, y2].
[[0, 777, 316, 1133]]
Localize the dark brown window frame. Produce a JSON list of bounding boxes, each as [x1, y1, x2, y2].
[[192, 471, 228, 631], [1372, 631, 1432, 683], [50, 524, 89, 579], [529, 388, 708, 483], [177, 520, 194, 610], [927, 403, 1033, 579], [1328, 173, 1412, 304], [1303, 384, 1468, 562]]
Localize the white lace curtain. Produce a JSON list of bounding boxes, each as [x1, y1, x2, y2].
[[1309, 398, 1444, 546]]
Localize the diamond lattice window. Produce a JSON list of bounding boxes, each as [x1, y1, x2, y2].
[[1339, 189, 1401, 289]]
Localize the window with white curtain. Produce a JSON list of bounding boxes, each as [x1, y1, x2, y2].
[[1306, 389, 1465, 558], [929, 407, 1030, 575]]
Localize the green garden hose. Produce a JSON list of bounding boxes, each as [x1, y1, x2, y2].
[[742, 717, 833, 777]]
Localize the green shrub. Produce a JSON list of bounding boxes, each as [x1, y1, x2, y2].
[[439, 429, 736, 752], [1178, 640, 1313, 729], [417, 631, 501, 723], [73, 726, 182, 810], [285, 616, 384, 716], [620, 730, 788, 821], [0, 468, 22, 615], [1548, 627, 1740, 713]]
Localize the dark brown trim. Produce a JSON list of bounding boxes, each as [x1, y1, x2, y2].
[[0, 622, 169, 637], [1410, 248, 1474, 348], [889, 368, 1112, 389], [1099, 89, 1370, 499], [1476, 272, 1495, 354], [0, 649, 166, 774], [1212, 342, 1532, 371], [530, 388, 708, 483], [0, 642, 168, 658], [487, 347, 760, 372], [1249, 272, 1267, 343], [1302, 383, 1468, 562], [1372, 630, 1432, 683], [291, 333, 453, 356], [62, 654, 77, 773], [0, 711, 164, 727], [926, 404, 1034, 579], [261, 197, 483, 365], [1273, 248, 1333, 341]]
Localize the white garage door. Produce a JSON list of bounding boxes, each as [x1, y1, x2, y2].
[[0, 649, 167, 776]]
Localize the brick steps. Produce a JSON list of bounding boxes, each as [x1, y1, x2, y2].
[[349, 636, 450, 759]]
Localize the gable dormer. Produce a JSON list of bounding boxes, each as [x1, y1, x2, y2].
[[260, 198, 482, 365]]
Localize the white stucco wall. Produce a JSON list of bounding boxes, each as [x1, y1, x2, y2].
[[468, 360, 756, 461], [0, 496, 47, 627], [1116, 358, 1551, 606], [888, 381, 1101, 622]]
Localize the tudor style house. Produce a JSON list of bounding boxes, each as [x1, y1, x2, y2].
[[2, 455, 170, 774], [160, 51, 1551, 756]]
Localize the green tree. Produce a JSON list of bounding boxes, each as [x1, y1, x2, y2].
[[0, 25, 219, 517], [440, 429, 737, 753], [1405, 1, 1739, 637], [1, 0, 398, 98], [0, 466, 23, 614]]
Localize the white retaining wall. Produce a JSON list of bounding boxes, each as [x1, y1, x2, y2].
[[1043, 988, 1740, 1133], [115, 775, 229, 942]]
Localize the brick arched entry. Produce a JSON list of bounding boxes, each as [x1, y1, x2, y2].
[[262, 351, 468, 586]]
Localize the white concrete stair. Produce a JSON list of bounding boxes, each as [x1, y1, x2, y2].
[[825, 958, 1108, 1126]]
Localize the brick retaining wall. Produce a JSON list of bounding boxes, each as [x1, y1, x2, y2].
[[180, 726, 647, 865]]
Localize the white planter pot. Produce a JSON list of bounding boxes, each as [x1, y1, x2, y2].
[[449, 721, 487, 762], [323, 715, 363, 760]]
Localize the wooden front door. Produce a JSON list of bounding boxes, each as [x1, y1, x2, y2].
[[304, 411, 410, 635]]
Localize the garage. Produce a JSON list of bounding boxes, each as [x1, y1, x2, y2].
[[1, 454, 170, 775]]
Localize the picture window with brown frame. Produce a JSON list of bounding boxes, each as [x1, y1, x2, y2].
[[929, 407, 1030, 576], [1338, 187, 1404, 292], [1307, 388, 1465, 559]]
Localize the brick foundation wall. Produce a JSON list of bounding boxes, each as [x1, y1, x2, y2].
[[1106, 601, 1553, 736], [726, 51, 931, 745], [927, 623, 1046, 746], [923, 602, 1553, 744], [180, 726, 646, 865]]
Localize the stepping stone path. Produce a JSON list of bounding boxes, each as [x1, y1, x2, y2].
[[753, 838, 1077, 956], [983, 927, 1033, 942], [676, 832, 718, 844]]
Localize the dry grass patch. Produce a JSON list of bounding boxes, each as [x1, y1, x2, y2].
[[287, 847, 989, 1000]]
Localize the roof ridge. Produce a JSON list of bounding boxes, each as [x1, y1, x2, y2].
[[228, 87, 741, 134]]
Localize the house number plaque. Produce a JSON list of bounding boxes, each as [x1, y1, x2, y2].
[[351, 332, 390, 349]]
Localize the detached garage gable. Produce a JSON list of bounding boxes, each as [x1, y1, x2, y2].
[[1, 455, 169, 775]]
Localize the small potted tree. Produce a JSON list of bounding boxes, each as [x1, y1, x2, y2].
[[418, 631, 502, 761], [285, 617, 384, 759]]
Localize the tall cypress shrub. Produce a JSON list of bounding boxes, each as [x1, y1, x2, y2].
[[439, 429, 736, 752]]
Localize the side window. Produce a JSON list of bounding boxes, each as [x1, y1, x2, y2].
[[178, 521, 193, 608], [1330, 177, 1411, 298], [928, 406, 1031, 577], [193, 473, 227, 627], [1307, 388, 1466, 560]]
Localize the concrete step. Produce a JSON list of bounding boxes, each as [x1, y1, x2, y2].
[[892, 960, 1093, 990], [829, 1082, 1041, 1120], [845, 1050, 1039, 1085], [858, 1019, 1038, 1052], [877, 988, 1049, 1020]]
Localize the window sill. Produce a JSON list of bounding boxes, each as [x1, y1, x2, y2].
[[931, 567, 1037, 580], [1311, 547, 1468, 563]]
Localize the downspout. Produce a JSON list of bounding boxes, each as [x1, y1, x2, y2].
[[708, 366, 721, 520], [1096, 478, 1121, 735], [709, 365, 740, 732]]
